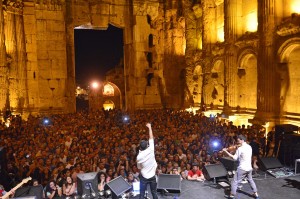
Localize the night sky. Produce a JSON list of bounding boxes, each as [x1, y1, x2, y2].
[[74, 25, 123, 87]]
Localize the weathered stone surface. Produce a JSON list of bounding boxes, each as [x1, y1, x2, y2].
[[0, 0, 300, 125]]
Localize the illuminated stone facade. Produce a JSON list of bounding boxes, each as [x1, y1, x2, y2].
[[1, 0, 300, 125]]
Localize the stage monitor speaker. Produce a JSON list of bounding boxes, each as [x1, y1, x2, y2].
[[15, 185, 43, 199], [105, 176, 131, 199], [203, 163, 227, 180], [77, 172, 98, 196], [157, 174, 181, 193], [258, 157, 283, 171], [220, 157, 238, 171], [13, 197, 37, 199]]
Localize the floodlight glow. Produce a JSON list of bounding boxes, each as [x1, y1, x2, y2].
[[245, 11, 258, 32], [291, 0, 300, 13], [91, 82, 99, 89]]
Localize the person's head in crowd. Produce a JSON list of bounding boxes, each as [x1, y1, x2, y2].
[[98, 172, 107, 183], [167, 161, 173, 169], [186, 163, 192, 171], [47, 180, 58, 190], [161, 164, 167, 173], [65, 176, 74, 186], [32, 179, 40, 186], [127, 172, 136, 183], [180, 170, 187, 178], [112, 172, 118, 179]]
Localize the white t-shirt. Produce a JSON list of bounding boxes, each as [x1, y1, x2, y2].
[[136, 138, 157, 179], [232, 142, 253, 171]]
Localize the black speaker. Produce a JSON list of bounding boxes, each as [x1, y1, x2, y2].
[[0, 147, 7, 171], [105, 176, 131, 199], [0, 147, 7, 189], [258, 157, 283, 171], [202, 163, 227, 180], [77, 172, 98, 196], [157, 174, 181, 193], [15, 185, 43, 199], [275, 124, 298, 133], [220, 157, 238, 171]]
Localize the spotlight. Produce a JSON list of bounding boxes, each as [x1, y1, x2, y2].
[[212, 141, 219, 147], [42, 118, 51, 125], [122, 115, 130, 123]]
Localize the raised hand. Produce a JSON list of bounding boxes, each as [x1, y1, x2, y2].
[[146, 123, 151, 129]]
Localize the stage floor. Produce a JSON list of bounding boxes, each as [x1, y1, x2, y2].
[[136, 172, 300, 199]]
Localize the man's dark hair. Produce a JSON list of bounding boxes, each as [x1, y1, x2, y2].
[[140, 140, 148, 151], [237, 134, 247, 141]]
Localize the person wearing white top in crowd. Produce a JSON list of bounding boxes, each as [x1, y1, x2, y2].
[[136, 123, 158, 199]]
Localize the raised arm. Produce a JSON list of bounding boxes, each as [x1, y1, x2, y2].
[[146, 123, 153, 139]]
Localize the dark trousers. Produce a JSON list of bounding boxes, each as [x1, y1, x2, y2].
[[139, 174, 158, 199]]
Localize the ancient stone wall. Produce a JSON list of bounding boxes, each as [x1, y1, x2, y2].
[[1, 0, 300, 125]]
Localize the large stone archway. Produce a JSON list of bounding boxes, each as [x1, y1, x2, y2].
[[278, 39, 300, 114], [89, 81, 122, 111], [237, 52, 257, 110], [204, 60, 224, 108]]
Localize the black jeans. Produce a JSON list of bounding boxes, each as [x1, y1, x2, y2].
[[139, 174, 158, 199]]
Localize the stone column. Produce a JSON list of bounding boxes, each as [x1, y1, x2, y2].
[[256, 0, 278, 120], [202, 0, 215, 53], [65, 0, 76, 113], [201, 0, 217, 106], [4, 3, 18, 110], [0, 0, 8, 111], [223, 0, 242, 113], [15, 1, 29, 113], [183, 0, 199, 107]]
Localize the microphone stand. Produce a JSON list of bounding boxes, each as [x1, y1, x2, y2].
[[88, 183, 96, 198]]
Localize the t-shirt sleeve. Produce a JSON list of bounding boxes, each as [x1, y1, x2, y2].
[[149, 138, 155, 150], [187, 170, 193, 177]]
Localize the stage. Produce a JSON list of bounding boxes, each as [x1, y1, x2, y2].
[[136, 172, 300, 199]]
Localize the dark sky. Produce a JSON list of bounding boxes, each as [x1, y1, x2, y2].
[[74, 25, 123, 87]]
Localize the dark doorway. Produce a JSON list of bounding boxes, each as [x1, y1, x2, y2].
[[74, 25, 123, 111]]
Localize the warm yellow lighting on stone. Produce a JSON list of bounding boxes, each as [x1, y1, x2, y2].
[[103, 84, 114, 96], [217, 27, 224, 42], [291, 0, 300, 13], [185, 107, 200, 114], [5, 41, 14, 54], [183, 41, 186, 55], [245, 11, 257, 32], [197, 40, 202, 50], [103, 100, 114, 110]]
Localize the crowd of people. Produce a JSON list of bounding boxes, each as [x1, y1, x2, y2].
[[0, 109, 267, 198]]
